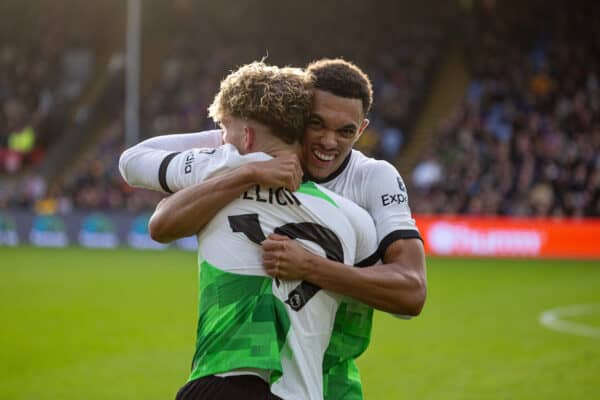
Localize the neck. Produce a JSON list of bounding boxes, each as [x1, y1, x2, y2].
[[250, 126, 299, 157]]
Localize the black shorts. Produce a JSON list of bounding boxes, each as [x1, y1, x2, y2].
[[175, 375, 283, 400]]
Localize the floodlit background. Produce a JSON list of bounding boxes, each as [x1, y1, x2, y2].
[[1, 0, 599, 399]]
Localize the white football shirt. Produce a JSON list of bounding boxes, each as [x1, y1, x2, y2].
[[313, 149, 421, 254], [123, 142, 378, 400]]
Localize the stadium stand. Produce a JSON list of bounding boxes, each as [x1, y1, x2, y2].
[[410, 0, 600, 217], [0, 9, 67, 173], [2, 0, 450, 212], [0, 1, 120, 175], [4, 0, 597, 218], [0, 0, 122, 210]]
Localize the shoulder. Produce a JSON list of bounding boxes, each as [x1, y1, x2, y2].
[[317, 182, 378, 260], [296, 181, 364, 218], [196, 129, 224, 146], [346, 151, 406, 194], [190, 144, 271, 163], [314, 182, 374, 229], [360, 154, 399, 179], [345, 150, 399, 181]]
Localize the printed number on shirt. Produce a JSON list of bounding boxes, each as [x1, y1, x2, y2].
[[228, 213, 344, 311]]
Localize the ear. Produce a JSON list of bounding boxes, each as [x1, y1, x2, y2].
[[243, 126, 255, 152], [359, 118, 370, 133], [354, 118, 370, 143]]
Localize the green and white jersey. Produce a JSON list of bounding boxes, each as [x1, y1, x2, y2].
[[152, 144, 377, 400], [119, 133, 418, 400]]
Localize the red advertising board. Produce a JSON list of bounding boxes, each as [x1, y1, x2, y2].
[[415, 215, 600, 259]]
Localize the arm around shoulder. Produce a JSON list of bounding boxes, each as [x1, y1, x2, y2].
[[148, 153, 304, 243], [296, 237, 426, 315], [263, 231, 427, 314], [119, 130, 223, 190], [148, 163, 256, 243]]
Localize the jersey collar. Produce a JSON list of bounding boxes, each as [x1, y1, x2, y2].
[[305, 151, 352, 184]]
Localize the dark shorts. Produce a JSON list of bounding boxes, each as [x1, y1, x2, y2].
[[175, 375, 282, 400]]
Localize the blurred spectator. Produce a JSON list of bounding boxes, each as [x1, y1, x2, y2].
[[412, 152, 442, 190], [410, 0, 600, 217], [2, 99, 41, 172], [0, 0, 102, 175], [4, 0, 446, 212]]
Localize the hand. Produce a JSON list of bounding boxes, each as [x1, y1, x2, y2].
[[247, 153, 302, 191], [262, 233, 312, 280]]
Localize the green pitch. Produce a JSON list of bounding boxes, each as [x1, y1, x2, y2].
[[1, 246, 599, 399]]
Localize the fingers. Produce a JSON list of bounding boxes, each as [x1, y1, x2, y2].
[[283, 162, 302, 191], [253, 155, 303, 191], [267, 233, 289, 241], [251, 153, 302, 192], [291, 156, 302, 190], [262, 251, 279, 278], [262, 236, 288, 279], [278, 154, 301, 191], [292, 169, 302, 191], [261, 244, 288, 264]]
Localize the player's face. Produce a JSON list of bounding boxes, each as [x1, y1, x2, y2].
[[220, 115, 246, 152], [301, 90, 368, 180]]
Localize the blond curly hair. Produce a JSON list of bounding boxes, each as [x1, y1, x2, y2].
[[208, 61, 314, 144]]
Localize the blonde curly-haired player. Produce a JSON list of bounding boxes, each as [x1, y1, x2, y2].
[[121, 61, 378, 400]]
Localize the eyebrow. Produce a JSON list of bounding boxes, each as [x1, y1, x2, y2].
[[310, 114, 358, 132], [337, 124, 358, 132]]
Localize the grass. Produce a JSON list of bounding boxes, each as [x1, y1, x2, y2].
[[1, 247, 599, 399]]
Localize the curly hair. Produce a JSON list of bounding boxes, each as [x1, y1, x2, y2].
[[306, 58, 373, 116], [208, 61, 314, 144]]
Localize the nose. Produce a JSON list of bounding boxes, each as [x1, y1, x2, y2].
[[320, 129, 337, 149]]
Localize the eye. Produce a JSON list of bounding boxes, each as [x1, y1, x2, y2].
[[339, 128, 356, 137], [308, 119, 323, 129]]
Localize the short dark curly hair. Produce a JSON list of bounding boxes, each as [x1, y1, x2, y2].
[[209, 61, 314, 144], [306, 58, 373, 116]]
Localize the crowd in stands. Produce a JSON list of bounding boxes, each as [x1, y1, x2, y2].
[[0, 1, 108, 176], [0, 20, 62, 173], [1, 0, 447, 212], [137, 0, 447, 160], [4, 0, 598, 218], [410, 0, 600, 217]]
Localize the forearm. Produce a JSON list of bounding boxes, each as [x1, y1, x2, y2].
[[119, 130, 222, 191], [137, 130, 222, 152], [302, 255, 426, 315], [147, 151, 302, 243], [149, 166, 255, 243]]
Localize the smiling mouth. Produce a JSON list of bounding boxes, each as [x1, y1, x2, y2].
[[313, 149, 336, 162]]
